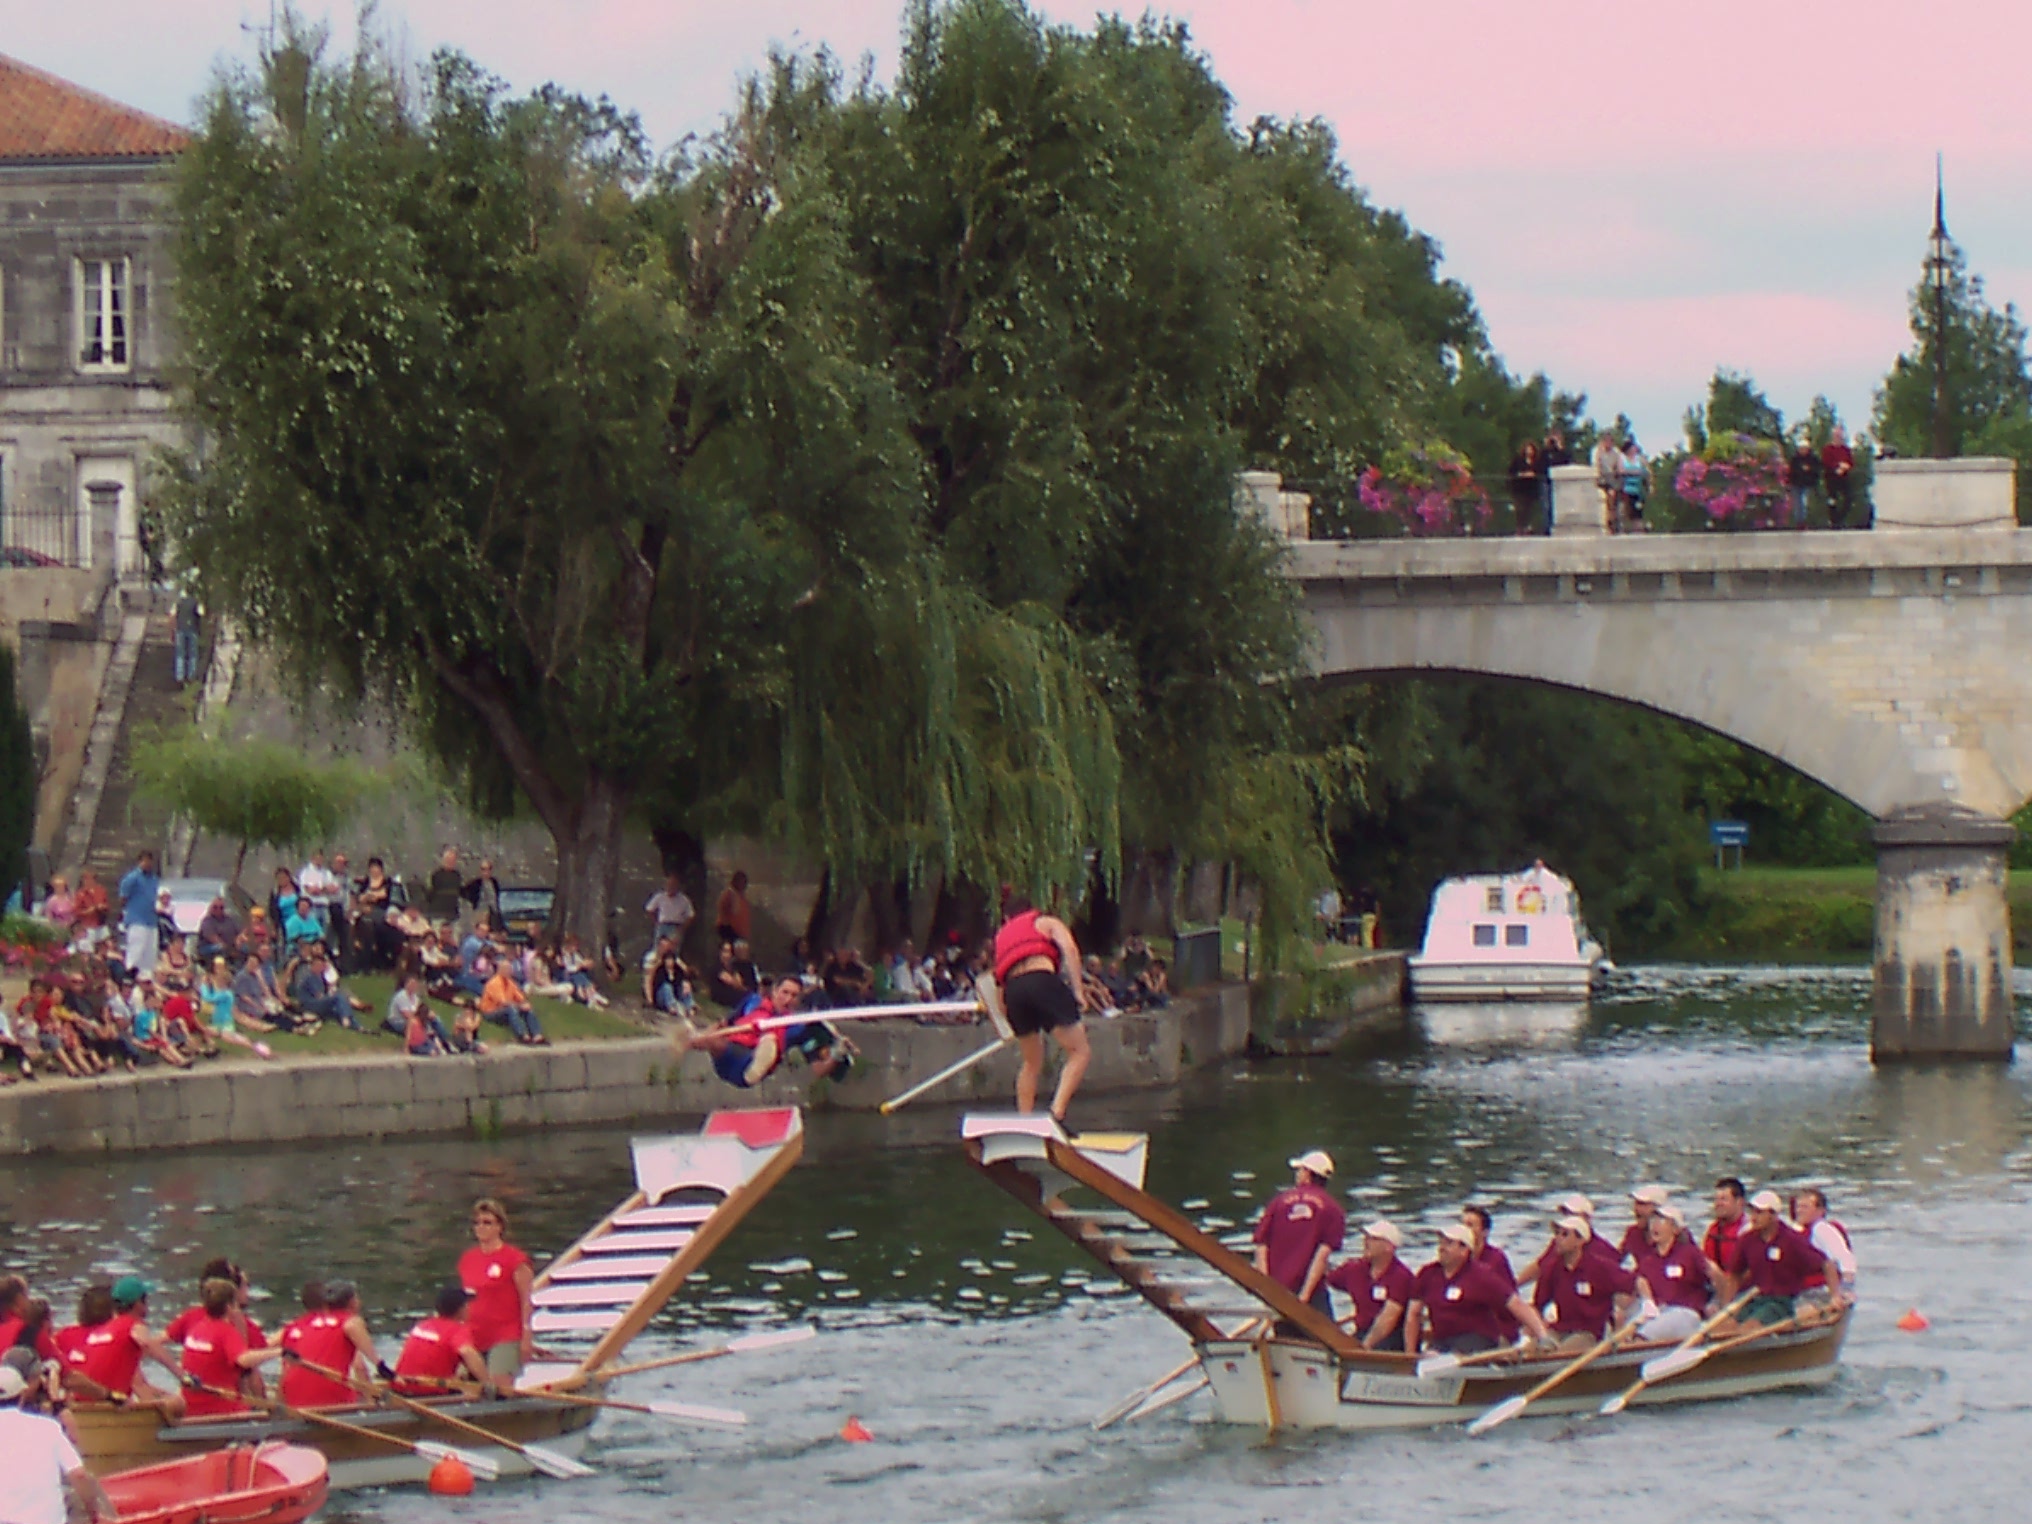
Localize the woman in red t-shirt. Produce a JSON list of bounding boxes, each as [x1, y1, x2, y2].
[[180, 1279, 275, 1417], [457, 1197, 534, 1378]]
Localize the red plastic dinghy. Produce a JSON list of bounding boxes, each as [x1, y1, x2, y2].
[[99, 1442, 329, 1524]]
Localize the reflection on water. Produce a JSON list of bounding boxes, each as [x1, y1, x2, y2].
[[1413, 1000, 1589, 1049], [4, 966, 2029, 1522]]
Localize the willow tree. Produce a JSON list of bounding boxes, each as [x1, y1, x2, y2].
[[167, 27, 928, 940]]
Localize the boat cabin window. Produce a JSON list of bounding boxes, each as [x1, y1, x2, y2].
[[1504, 924, 1528, 947], [1484, 886, 1503, 912], [1472, 924, 1497, 947]]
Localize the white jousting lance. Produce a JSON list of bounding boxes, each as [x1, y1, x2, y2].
[[879, 977, 1018, 1114], [744, 999, 985, 1033]]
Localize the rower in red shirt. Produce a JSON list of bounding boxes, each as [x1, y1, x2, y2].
[[64, 1278, 187, 1416], [179, 1278, 274, 1417], [1618, 1184, 1670, 1262], [1251, 1150, 1345, 1320], [278, 1281, 382, 1408], [1406, 1223, 1549, 1356], [458, 1198, 535, 1380], [394, 1285, 501, 1396], [1531, 1215, 1637, 1345], [1733, 1189, 1826, 1326], [1325, 1220, 1414, 1351], [1702, 1177, 1752, 1295], [165, 1257, 269, 1397], [0, 1276, 58, 1363], [1459, 1206, 1519, 1342], [1631, 1205, 1723, 1343]]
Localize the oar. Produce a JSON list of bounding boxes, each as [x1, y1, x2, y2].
[[1636, 1311, 1810, 1386], [586, 1325, 817, 1382], [187, 1379, 502, 1481], [1597, 1290, 1755, 1417], [1093, 1320, 1265, 1431], [527, 1388, 747, 1427], [289, 1357, 594, 1480], [1466, 1320, 1640, 1435], [879, 1035, 1012, 1114], [1121, 1373, 1206, 1423], [1416, 1343, 1529, 1378]]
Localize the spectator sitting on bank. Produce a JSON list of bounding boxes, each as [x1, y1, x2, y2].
[[559, 935, 609, 1008], [161, 981, 216, 1059], [644, 938, 697, 1018], [350, 857, 403, 970], [1135, 957, 1172, 1009], [234, 949, 316, 1035], [478, 964, 547, 1045], [38, 875, 74, 932], [243, 907, 274, 966], [0, 1003, 30, 1081], [707, 941, 751, 1010], [282, 894, 325, 954], [287, 943, 365, 1030], [267, 866, 301, 930], [419, 924, 464, 1000], [196, 896, 241, 965], [128, 978, 192, 1068], [156, 931, 196, 992], [298, 849, 342, 935], [820, 947, 872, 1006], [454, 920, 498, 999], [387, 971, 469, 1055], [1119, 933, 1152, 980], [1081, 955, 1122, 1017], [887, 938, 935, 1002]]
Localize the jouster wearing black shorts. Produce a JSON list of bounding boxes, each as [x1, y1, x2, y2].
[[1003, 970, 1081, 1037]]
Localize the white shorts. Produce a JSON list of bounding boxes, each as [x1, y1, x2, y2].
[[1637, 1305, 1703, 1343], [124, 924, 159, 975]]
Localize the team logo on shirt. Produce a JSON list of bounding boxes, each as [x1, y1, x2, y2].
[[1768, 1246, 1781, 1261], [1444, 1286, 1462, 1301], [1576, 1280, 1593, 1296], [1285, 1203, 1315, 1222], [488, 1264, 503, 1278]]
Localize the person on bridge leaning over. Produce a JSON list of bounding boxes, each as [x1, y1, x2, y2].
[[991, 891, 1091, 1128], [1252, 1151, 1344, 1322], [1406, 1223, 1550, 1356], [1728, 1190, 1829, 1328], [1531, 1215, 1638, 1349], [1325, 1219, 1413, 1351], [682, 974, 854, 1090], [1631, 1205, 1723, 1343], [1791, 1188, 1856, 1304]]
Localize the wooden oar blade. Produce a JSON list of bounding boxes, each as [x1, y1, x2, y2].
[[1465, 1394, 1527, 1436], [1597, 1389, 1636, 1417], [1123, 1374, 1206, 1424], [1415, 1353, 1462, 1377], [728, 1326, 817, 1355], [1639, 1347, 1707, 1384], [645, 1400, 748, 1426], [415, 1442, 503, 1482], [519, 1442, 598, 1480]]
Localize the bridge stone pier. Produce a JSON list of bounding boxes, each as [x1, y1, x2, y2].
[[1247, 459, 2032, 1061]]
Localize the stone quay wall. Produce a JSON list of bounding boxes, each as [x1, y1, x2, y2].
[[0, 982, 1277, 1155]]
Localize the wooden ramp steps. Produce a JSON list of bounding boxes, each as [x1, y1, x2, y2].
[[523, 1108, 805, 1379], [960, 1114, 1361, 1357]]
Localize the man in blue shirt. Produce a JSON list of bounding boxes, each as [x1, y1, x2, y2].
[[118, 850, 161, 976]]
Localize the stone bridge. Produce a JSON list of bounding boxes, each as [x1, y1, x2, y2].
[[1248, 459, 2029, 1061]]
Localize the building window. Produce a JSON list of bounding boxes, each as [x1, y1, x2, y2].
[[77, 257, 130, 372], [1505, 924, 1529, 947], [1484, 886, 1503, 912], [1472, 924, 1496, 947]]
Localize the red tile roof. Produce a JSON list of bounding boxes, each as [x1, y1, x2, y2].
[[0, 53, 187, 161]]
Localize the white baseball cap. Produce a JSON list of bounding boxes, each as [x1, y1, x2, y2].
[[1660, 1204, 1687, 1228], [1289, 1150, 1335, 1179], [0, 1365, 25, 1400], [1362, 1220, 1403, 1248], [1554, 1214, 1592, 1236], [1749, 1189, 1784, 1213], [1558, 1193, 1595, 1218], [1632, 1184, 1670, 1206], [1438, 1222, 1477, 1248]]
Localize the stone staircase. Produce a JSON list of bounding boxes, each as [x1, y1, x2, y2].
[[69, 599, 186, 878]]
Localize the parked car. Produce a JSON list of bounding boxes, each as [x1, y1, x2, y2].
[[496, 886, 555, 945], [160, 877, 230, 936]]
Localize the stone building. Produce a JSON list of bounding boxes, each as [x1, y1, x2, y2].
[[0, 53, 187, 579]]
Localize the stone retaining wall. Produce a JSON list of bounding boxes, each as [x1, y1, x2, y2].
[[0, 984, 1263, 1155]]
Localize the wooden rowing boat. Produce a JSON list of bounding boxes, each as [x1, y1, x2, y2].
[[961, 1113, 1851, 1430], [74, 1106, 806, 1486], [102, 1442, 328, 1524]]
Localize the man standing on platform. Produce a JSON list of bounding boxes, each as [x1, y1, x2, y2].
[[1252, 1150, 1344, 1318]]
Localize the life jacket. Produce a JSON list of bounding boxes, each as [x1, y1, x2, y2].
[[1799, 1218, 1852, 1289], [993, 911, 1057, 983]]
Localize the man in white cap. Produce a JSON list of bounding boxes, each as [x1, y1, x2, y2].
[[1631, 1205, 1720, 1342], [1406, 1223, 1550, 1356], [1325, 1220, 1414, 1351], [1251, 1149, 1344, 1318], [1619, 1185, 1670, 1262], [1734, 1189, 1827, 1326], [1531, 1215, 1637, 1347], [1516, 1193, 1614, 1290], [0, 1354, 114, 1524]]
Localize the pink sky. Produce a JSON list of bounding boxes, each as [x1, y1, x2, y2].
[[18, 0, 2028, 448]]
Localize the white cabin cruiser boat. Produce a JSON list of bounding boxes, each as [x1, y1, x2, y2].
[[1407, 862, 1605, 1002]]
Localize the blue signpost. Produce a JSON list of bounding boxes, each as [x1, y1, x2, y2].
[[1709, 819, 1749, 870]]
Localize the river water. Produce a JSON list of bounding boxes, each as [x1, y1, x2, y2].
[[5, 965, 2029, 1523]]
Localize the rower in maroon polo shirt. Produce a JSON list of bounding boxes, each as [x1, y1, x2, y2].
[[1618, 1184, 1670, 1262], [1703, 1177, 1753, 1295], [1406, 1223, 1549, 1356], [1515, 1194, 1616, 1290], [1632, 1204, 1723, 1342], [1531, 1214, 1637, 1347], [1251, 1149, 1345, 1319], [1325, 1220, 1414, 1352], [1733, 1189, 1827, 1326], [1459, 1204, 1519, 1343]]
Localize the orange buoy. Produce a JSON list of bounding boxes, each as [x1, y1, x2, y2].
[[428, 1455, 476, 1495], [840, 1416, 873, 1443], [1896, 1308, 1930, 1333]]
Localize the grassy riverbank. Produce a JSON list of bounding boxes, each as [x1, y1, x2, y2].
[[1631, 866, 2032, 961], [262, 973, 645, 1056]]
